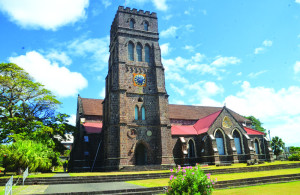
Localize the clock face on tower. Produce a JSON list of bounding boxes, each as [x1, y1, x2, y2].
[[133, 73, 146, 87]]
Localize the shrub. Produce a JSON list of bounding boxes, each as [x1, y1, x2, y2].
[[167, 165, 216, 195], [3, 139, 58, 173], [288, 153, 300, 161]]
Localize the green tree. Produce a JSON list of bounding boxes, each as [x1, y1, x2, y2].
[[0, 63, 75, 153], [271, 136, 285, 155], [2, 139, 59, 173], [245, 116, 266, 133]]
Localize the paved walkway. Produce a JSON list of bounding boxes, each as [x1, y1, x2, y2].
[[51, 173, 70, 177], [44, 182, 145, 194], [15, 182, 144, 194]]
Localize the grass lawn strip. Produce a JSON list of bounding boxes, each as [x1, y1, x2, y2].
[[68, 161, 300, 177], [125, 168, 300, 187], [204, 160, 300, 170], [213, 180, 300, 195]]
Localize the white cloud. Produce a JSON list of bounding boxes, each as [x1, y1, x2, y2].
[[46, 51, 72, 66], [170, 83, 185, 96], [162, 56, 189, 72], [232, 80, 242, 85], [67, 114, 76, 126], [101, 0, 111, 8], [99, 87, 105, 98], [237, 72, 242, 76], [211, 56, 241, 67], [225, 81, 300, 146], [186, 63, 218, 76], [294, 61, 300, 74], [187, 81, 224, 106], [295, 0, 300, 4], [129, 0, 168, 11], [160, 26, 178, 38], [9, 51, 88, 97], [248, 70, 268, 78], [165, 72, 189, 84], [68, 36, 109, 71], [192, 53, 205, 62], [254, 47, 264, 54], [152, 0, 168, 11], [183, 45, 195, 52], [160, 43, 171, 56], [0, 0, 89, 30], [254, 40, 272, 54], [263, 40, 273, 47], [162, 14, 173, 20], [185, 24, 194, 32]]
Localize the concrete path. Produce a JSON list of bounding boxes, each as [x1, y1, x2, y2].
[[52, 173, 70, 177], [44, 182, 145, 194]]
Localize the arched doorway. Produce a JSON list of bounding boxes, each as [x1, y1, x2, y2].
[[135, 143, 147, 165]]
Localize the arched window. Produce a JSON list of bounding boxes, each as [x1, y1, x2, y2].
[[254, 139, 260, 154], [128, 42, 134, 61], [141, 106, 145, 120], [135, 106, 139, 120], [233, 130, 242, 154], [188, 140, 195, 158], [136, 43, 142, 62], [144, 22, 149, 31], [145, 45, 150, 63], [215, 130, 225, 155], [130, 19, 134, 29]]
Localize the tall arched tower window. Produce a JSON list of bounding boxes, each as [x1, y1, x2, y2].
[[141, 106, 145, 120], [135, 106, 139, 120], [215, 130, 225, 155], [136, 43, 142, 62], [128, 42, 134, 61], [145, 45, 150, 63], [233, 130, 242, 154], [130, 19, 134, 29], [144, 21, 149, 31], [254, 139, 260, 154]]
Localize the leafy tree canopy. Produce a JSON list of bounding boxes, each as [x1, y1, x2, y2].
[[271, 136, 285, 156], [0, 63, 75, 153], [244, 116, 266, 133]]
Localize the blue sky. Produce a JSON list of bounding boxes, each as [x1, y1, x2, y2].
[[1, 0, 300, 146]]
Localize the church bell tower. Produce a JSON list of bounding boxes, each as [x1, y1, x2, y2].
[[102, 6, 173, 169]]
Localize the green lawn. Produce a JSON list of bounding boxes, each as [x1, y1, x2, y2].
[[214, 181, 300, 195], [68, 161, 300, 177], [126, 168, 300, 187], [204, 160, 300, 170]]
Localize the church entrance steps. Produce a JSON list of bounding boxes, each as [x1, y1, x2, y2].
[[0, 163, 299, 186], [40, 174, 300, 195]]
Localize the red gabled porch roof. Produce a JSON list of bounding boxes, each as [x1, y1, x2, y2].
[[244, 127, 265, 135], [171, 110, 222, 136], [193, 110, 222, 134]]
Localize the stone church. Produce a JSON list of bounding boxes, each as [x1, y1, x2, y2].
[[69, 6, 273, 171]]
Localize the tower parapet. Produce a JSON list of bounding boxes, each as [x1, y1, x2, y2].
[[118, 6, 157, 18]]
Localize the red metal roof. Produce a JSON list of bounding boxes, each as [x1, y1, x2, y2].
[[171, 110, 222, 136], [244, 127, 264, 135], [171, 125, 197, 135], [83, 122, 103, 134], [193, 110, 222, 134]]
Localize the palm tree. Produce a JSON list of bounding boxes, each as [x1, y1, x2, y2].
[[271, 136, 285, 155]]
